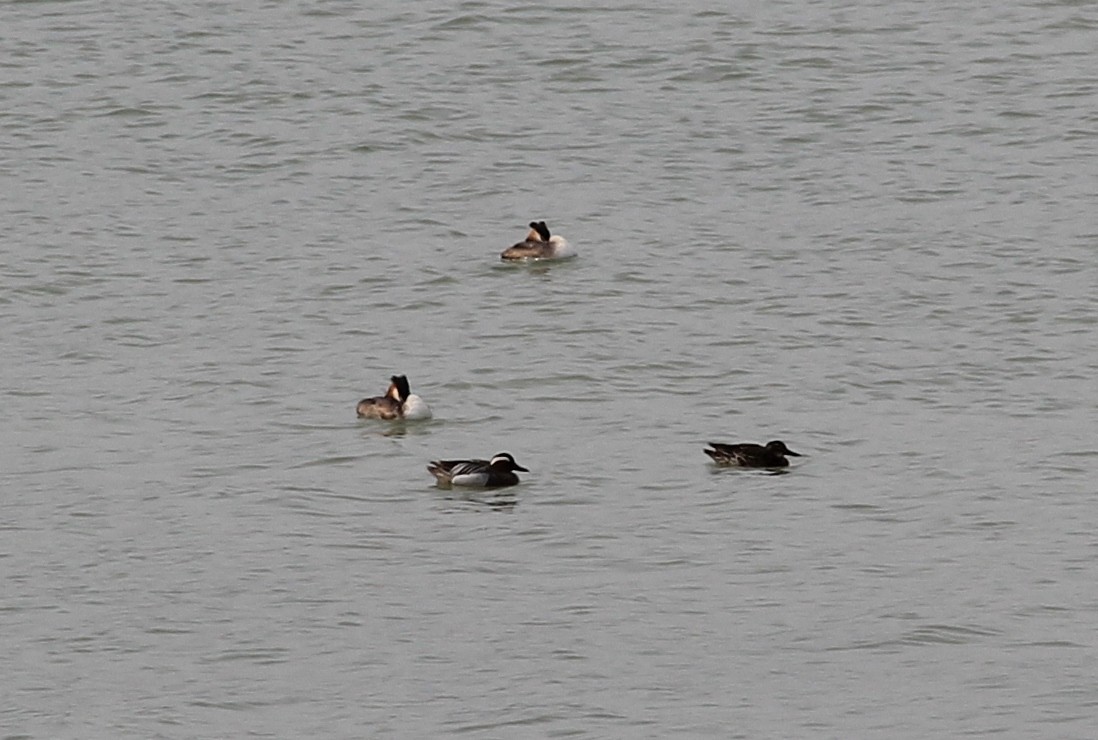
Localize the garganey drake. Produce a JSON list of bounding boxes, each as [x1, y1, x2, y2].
[[426, 452, 529, 488]]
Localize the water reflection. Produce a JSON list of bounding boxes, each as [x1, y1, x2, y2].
[[433, 489, 518, 512]]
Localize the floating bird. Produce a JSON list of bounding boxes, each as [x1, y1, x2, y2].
[[704, 440, 801, 468], [500, 220, 574, 261], [356, 375, 432, 420], [426, 452, 529, 488]]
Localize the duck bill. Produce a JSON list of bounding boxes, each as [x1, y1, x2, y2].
[[785, 450, 802, 457], [514, 464, 530, 472]]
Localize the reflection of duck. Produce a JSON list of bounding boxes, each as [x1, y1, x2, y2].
[[426, 452, 529, 488], [500, 220, 574, 261], [704, 440, 801, 468], [355, 375, 432, 420]]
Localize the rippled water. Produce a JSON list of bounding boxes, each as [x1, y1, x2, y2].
[[4, 1, 1098, 737]]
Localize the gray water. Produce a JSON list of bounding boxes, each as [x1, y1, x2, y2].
[[3, 1, 1098, 737]]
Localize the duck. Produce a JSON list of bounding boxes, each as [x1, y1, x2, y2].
[[356, 375, 432, 420], [704, 440, 801, 468], [426, 452, 529, 488], [500, 220, 574, 261]]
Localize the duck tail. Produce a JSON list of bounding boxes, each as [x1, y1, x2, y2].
[[426, 462, 451, 485]]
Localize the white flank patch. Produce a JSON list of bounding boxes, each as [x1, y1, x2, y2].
[[548, 236, 575, 259], [450, 472, 488, 487], [402, 394, 432, 420]]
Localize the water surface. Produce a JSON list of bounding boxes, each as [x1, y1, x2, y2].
[[3, 1, 1098, 737]]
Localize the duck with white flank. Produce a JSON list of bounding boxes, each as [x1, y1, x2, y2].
[[356, 375, 432, 420], [704, 440, 801, 468], [500, 220, 574, 261], [427, 452, 529, 488]]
